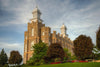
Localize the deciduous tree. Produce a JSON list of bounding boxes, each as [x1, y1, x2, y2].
[[8, 51, 22, 65], [74, 35, 93, 60], [96, 26, 100, 50], [47, 43, 65, 61]]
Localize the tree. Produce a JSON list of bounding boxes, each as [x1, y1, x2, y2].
[[74, 35, 93, 60], [27, 41, 48, 65], [8, 51, 22, 65], [0, 49, 8, 65], [96, 26, 100, 50], [47, 43, 65, 61]]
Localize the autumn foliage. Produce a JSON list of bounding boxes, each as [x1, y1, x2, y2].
[[96, 26, 100, 50], [9, 51, 22, 65], [47, 43, 65, 60], [74, 35, 93, 60]]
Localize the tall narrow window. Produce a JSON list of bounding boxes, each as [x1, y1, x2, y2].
[[42, 32, 44, 35], [31, 41, 34, 50], [25, 44, 27, 52], [26, 36, 27, 39], [32, 28, 34, 36], [43, 40, 44, 42]]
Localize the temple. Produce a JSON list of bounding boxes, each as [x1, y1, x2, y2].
[[23, 7, 74, 64]]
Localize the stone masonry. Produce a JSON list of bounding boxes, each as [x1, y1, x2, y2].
[[23, 7, 74, 64]]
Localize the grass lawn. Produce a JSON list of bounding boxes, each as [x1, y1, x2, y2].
[[21, 62, 100, 67]]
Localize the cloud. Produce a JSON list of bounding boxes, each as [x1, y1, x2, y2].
[[47, 0, 100, 45], [0, 0, 100, 59], [0, 42, 24, 57], [0, 0, 36, 26]]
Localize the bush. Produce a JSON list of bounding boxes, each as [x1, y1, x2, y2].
[[3, 64, 9, 67], [0, 64, 2, 67], [39, 59, 45, 65], [71, 55, 77, 60], [27, 58, 35, 65], [54, 58, 61, 62]]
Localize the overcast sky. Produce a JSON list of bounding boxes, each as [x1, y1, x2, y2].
[[0, 0, 100, 57]]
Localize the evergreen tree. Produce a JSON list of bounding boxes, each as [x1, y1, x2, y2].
[[0, 49, 8, 65], [27, 41, 48, 65], [74, 35, 93, 60], [96, 26, 100, 50]]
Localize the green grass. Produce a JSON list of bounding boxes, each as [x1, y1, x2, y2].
[[21, 62, 100, 67]]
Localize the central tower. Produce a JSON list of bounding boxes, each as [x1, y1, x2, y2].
[[31, 6, 43, 22], [23, 7, 45, 64]]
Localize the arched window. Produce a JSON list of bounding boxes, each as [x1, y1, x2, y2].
[[32, 28, 34, 36], [31, 41, 34, 50]]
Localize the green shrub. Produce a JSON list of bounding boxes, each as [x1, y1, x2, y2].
[[27, 58, 35, 65], [0, 64, 9, 67], [0, 64, 3, 67], [39, 59, 45, 65], [71, 55, 77, 60]]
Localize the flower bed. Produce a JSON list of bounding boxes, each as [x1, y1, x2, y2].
[[50, 62, 62, 64]]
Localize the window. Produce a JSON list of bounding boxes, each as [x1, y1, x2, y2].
[[42, 40, 44, 42], [42, 32, 44, 35], [26, 36, 27, 39], [31, 41, 34, 50], [32, 28, 34, 36], [25, 44, 27, 52]]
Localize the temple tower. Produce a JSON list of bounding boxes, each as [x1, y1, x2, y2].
[[60, 24, 68, 37]]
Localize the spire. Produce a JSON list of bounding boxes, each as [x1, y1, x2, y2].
[[63, 22, 64, 25], [35, 0, 37, 7], [61, 23, 66, 29], [30, 0, 43, 22], [31, 6, 42, 22], [36, 5, 38, 8], [60, 23, 68, 37]]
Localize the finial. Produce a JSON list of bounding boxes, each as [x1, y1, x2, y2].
[[34, 0, 38, 8], [36, 5, 38, 8], [63, 22, 64, 25]]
